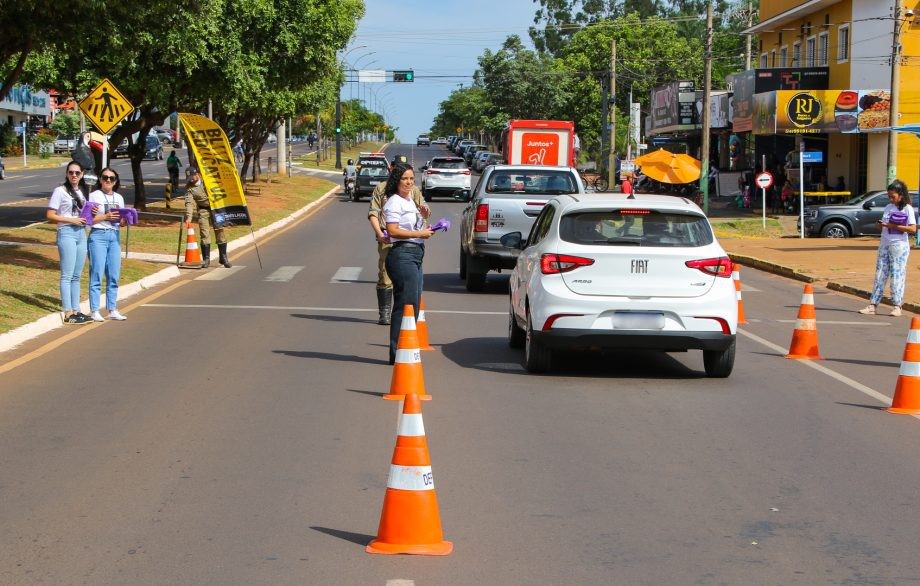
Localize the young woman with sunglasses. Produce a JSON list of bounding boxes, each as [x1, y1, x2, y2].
[[87, 167, 128, 321], [46, 161, 93, 324]]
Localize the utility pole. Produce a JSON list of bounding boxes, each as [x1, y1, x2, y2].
[[334, 92, 342, 169], [745, 0, 752, 69], [608, 39, 617, 190], [887, 1, 905, 184], [700, 0, 713, 214]]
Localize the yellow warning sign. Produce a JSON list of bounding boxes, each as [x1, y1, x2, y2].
[[79, 78, 134, 134]]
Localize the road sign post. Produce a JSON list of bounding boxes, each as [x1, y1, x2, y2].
[[79, 78, 134, 169], [756, 167, 774, 229]]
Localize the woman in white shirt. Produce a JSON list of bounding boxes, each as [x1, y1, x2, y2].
[[87, 167, 128, 321], [46, 161, 93, 324], [382, 163, 434, 364], [859, 180, 917, 317]]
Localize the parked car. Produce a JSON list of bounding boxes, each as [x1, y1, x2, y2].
[[143, 134, 163, 160], [502, 193, 737, 375], [799, 190, 920, 238], [473, 150, 500, 172], [54, 135, 78, 154], [420, 156, 471, 201], [458, 164, 584, 292], [154, 128, 176, 144], [433, 136, 448, 145], [463, 144, 487, 166], [455, 139, 475, 155], [417, 134, 431, 146], [111, 139, 129, 158]]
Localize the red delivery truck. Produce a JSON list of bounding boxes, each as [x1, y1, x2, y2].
[[499, 120, 576, 167]]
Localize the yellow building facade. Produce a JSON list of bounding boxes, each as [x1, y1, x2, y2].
[[748, 0, 920, 191]]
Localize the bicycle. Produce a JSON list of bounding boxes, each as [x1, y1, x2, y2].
[[578, 169, 609, 192]]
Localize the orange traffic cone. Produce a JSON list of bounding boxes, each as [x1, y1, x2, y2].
[[385, 304, 431, 401], [179, 222, 202, 268], [785, 283, 822, 359], [417, 295, 434, 351], [367, 393, 452, 555], [888, 317, 920, 414], [733, 263, 748, 325]]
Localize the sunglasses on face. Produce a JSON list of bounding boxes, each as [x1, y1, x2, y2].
[[67, 170, 83, 176], [100, 175, 117, 182]]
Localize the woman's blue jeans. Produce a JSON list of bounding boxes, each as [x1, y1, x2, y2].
[[88, 229, 122, 312], [56, 225, 88, 312], [385, 243, 424, 361]]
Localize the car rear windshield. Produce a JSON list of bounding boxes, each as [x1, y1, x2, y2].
[[487, 171, 576, 194], [559, 210, 714, 247], [359, 158, 387, 168], [432, 159, 467, 169]]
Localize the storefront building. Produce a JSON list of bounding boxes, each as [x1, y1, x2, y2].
[[0, 84, 51, 132], [743, 0, 920, 194]]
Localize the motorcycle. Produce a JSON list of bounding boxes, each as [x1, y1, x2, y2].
[[344, 176, 356, 201]]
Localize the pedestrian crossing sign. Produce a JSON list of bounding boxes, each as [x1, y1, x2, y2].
[[79, 78, 134, 134]]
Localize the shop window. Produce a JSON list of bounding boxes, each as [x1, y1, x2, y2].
[[792, 41, 801, 66], [779, 46, 788, 67], [805, 36, 816, 66], [771, 50, 776, 67], [818, 32, 829, 66], [760, 53, 768, 68], [837, 25, 850, 62]]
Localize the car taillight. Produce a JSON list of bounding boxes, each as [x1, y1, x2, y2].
[[474, 204, 489, 232], [685, 256, 733, 277], [426, 169, 439, 175], [462, 170, 471, 175], [540, 253, 595, 274]]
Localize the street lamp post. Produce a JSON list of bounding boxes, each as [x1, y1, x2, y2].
[[337, 45, 367, 169]]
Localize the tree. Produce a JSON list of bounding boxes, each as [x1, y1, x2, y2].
[[50, 112, 81, 137], [529, 0, 662, 55]]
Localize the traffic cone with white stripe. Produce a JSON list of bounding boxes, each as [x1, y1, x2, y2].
[[385, 305, 431, 401], [366, 393, 452, 555], [732, 263, 748, 325], [888, 317, 920, 414], [179, 222, 202, 268], [417, 295, 434, 351], [785, 283, 822, 359]]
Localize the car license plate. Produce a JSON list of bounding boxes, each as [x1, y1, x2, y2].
[[370, 181, 381, 185], [612, 312, 664, 330]]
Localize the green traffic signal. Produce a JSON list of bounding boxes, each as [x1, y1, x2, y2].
[[393, 70, 414, 82]]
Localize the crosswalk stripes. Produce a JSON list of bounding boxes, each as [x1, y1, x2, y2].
[[264, 266, 305, 282], [194, 266, 246, 281], [330, 266, 363, 283]]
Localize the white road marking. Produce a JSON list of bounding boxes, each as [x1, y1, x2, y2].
[[331, 266, 362, 282], [738, 328, 920, 420], [386, 581, 414, 586], [775, 320, 891, 326], [143, 303, 504, 315], [740, 284, 760, 292], [265, 266, 304, 282], [193, 266, 246, 280]]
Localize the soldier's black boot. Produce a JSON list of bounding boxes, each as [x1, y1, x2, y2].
[[218, 243, 232, 268], [200, 244, 210, 268], [377, 288, 392, 325]]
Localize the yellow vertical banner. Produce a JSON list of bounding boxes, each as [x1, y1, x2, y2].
[[178, 113, 251, 227]]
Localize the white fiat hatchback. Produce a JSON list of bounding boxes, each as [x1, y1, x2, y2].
[[502, 193, 737, 376]]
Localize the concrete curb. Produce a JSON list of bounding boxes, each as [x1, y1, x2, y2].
[[0, 185, 340, 355]]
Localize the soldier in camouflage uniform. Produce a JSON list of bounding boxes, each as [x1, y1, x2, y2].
[[184, 167, 231, 268], [367, 155, 428, 325]]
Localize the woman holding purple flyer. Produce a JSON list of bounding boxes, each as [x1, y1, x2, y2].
[[87, 167, 128, 322], [859, 179, 917, 317]]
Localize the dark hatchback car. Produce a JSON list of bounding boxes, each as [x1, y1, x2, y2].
[[354, 156, 389, 200], [800, 190, 920, 238]]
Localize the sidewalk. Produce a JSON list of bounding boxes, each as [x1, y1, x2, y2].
[[709, 198, 920, 312]]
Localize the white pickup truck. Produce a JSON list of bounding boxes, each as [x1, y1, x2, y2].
[[458, 164, 585, 292]]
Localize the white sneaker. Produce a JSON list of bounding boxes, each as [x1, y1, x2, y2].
[[91, 311, 105, 322], [890, 306, 902, 317], [107, 310, 127, 321], [857, 305, 876, 315]]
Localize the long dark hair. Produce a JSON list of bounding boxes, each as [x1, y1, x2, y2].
[[384, 162, 413, 197], [888, 179, 910, 210], [62, 160, 88, 211]]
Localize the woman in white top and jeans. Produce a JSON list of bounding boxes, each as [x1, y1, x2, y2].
[[859, 179, 917, 317], [87, 167, 128, 321], [46, 161, 93, 324], [382, 163, 434, 364]]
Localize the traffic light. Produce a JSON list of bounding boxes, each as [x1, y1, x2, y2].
[[393, 70, 414, 82], [335, 125, 341, 134]]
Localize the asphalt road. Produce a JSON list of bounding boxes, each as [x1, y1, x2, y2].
[[2, 144, 920, 583]]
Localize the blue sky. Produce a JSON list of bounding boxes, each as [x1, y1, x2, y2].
[[349, 0, 541, 141]]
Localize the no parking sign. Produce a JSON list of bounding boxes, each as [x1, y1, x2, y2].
[[755, 172, 774, 189]]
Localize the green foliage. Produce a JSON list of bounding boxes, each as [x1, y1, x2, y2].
[[50, 112, 81, 137], [0, 123, 19, 155]]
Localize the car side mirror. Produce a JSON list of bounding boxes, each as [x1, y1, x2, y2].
[[863, 202, 873, 210], [500, 231, 524, 249], [421, 165, 428, 171]]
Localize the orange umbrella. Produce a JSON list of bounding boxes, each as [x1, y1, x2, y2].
[[634, 149, 701, 184]]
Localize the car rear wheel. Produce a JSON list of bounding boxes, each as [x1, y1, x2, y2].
[[508, 303, 525, 348], [703, 338, 735, 378], [820, 222, 849, 238], [465, 256, 486, 292], [524, 311, 552, 373]]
